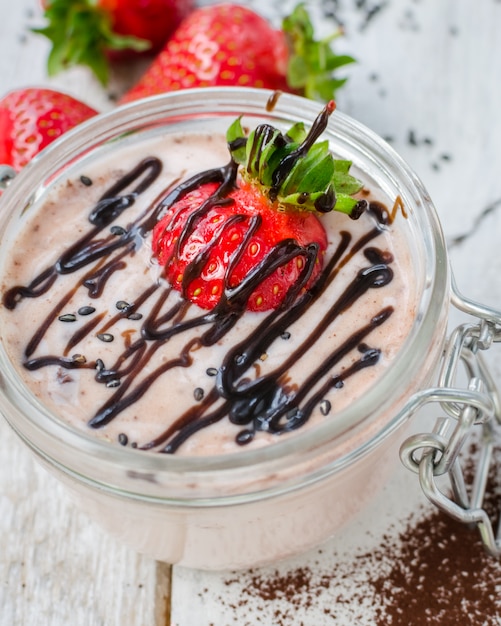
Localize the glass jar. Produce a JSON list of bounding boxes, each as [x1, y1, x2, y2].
[[0, 88, 497, 570]]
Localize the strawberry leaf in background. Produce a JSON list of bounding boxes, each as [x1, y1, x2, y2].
[[34, 0, 194, 86], [34, 2, 355, 102], [283, 3, 357, 102]]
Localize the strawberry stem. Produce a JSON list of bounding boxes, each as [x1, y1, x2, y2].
[[282, 4, 356, 102], [32, 0, 151, 85], [227, 101, 363, 217]]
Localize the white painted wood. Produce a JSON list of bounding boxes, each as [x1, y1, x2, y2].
[[2, 0, 501, 623], [0, 417, 170, 626]]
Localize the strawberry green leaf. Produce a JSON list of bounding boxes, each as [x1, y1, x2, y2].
[[333, 194, 360, 215], [227, 101, 363, 217], [226, 116, 248, 164], [283, 3, 356, 102], [32, 0, 151, 85], [285, 122, 307, 143]]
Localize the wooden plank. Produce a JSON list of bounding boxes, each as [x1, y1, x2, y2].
[[0, 420, 167, 626]]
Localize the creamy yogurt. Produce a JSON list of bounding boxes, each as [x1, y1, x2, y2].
[[0, 129, 416, 457]]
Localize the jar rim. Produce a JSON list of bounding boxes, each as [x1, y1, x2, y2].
[[0, 87, 449, 484]]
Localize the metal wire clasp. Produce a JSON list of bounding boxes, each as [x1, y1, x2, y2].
[[400, 272, 501, 557]]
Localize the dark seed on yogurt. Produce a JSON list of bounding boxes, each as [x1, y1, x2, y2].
[[118, 433, 128, 446], [110, 225, 127, 236], [71, 354, 87, 364], [58, 313, 76, 322], [194, 387, 204, 401], [106, 379, 121, 388], [95, 358, 105, 371], [78, 305, 96, 316], [97, 333, 114, 343], [127, 312, 143, 321], [320, 399, 332, 416], [80, 175, 93, 186], [281, 331, 291, 340], [206, 367, 218, 377], [236, 429, 254, 445]]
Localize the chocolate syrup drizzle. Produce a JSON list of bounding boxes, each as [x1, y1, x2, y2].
[[3, 151, 395, 454]]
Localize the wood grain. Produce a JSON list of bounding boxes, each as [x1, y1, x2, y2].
[[2, 0, 501, 624]]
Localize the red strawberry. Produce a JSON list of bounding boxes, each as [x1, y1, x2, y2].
[[153, 181, 328, 311], [120, 4, 355, 104], [0, 88, 98, 172], [152, 101, 365, 312], [34, 0, 195, 85]]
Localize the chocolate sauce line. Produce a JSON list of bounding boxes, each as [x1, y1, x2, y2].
[[214, 233, 360, 385], [64, 313, 106, 356], [295, 341, 384, 433], [136, 241, 393, 452], [152, 308, 392, 453], [89, 335, 199, 428], [96, 339, 147, 384], [291, 309, 391, 416], [3, 267, 58, 310], [141, 387, 227, 453], [216, 249, 393, 406], [181, 213, 247, 297]]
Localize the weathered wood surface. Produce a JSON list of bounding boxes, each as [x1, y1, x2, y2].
[[2, 0, 501, 624]]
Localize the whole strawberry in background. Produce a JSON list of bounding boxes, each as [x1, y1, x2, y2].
[[0, 89, 98, 172], [34, 0, 195, 86], [121, 3, 355, 104]]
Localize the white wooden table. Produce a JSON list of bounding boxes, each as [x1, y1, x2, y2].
[[2, 1, 501, 624]]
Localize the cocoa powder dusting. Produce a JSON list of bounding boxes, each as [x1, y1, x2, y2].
[[214, 445, 501, 625]]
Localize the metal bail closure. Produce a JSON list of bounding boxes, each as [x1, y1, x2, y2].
[[400, 272, 501, 558], [0, 165, 16, 191]]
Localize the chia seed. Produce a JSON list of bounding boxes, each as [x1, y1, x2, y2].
[[95, 358, 105, 371], [58, 313, 77, 322], [71, 354, 87, 364], [116, 300, 131, 311], [110, 225, 127, 236], [106, 379, 121, 388], [320, 399, 332, 416], [127, 312, 143, 321], [281, 331, 291, 340], [236, 429, 254, 445], [78, 305, 96, 316], [194, 387, 204, 401], [408, 129, 418, 146], [118, 433, 128, 446], [206, 367, 218, 377], [80, 175, 93, 186], [97, 332, 114, 343]]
